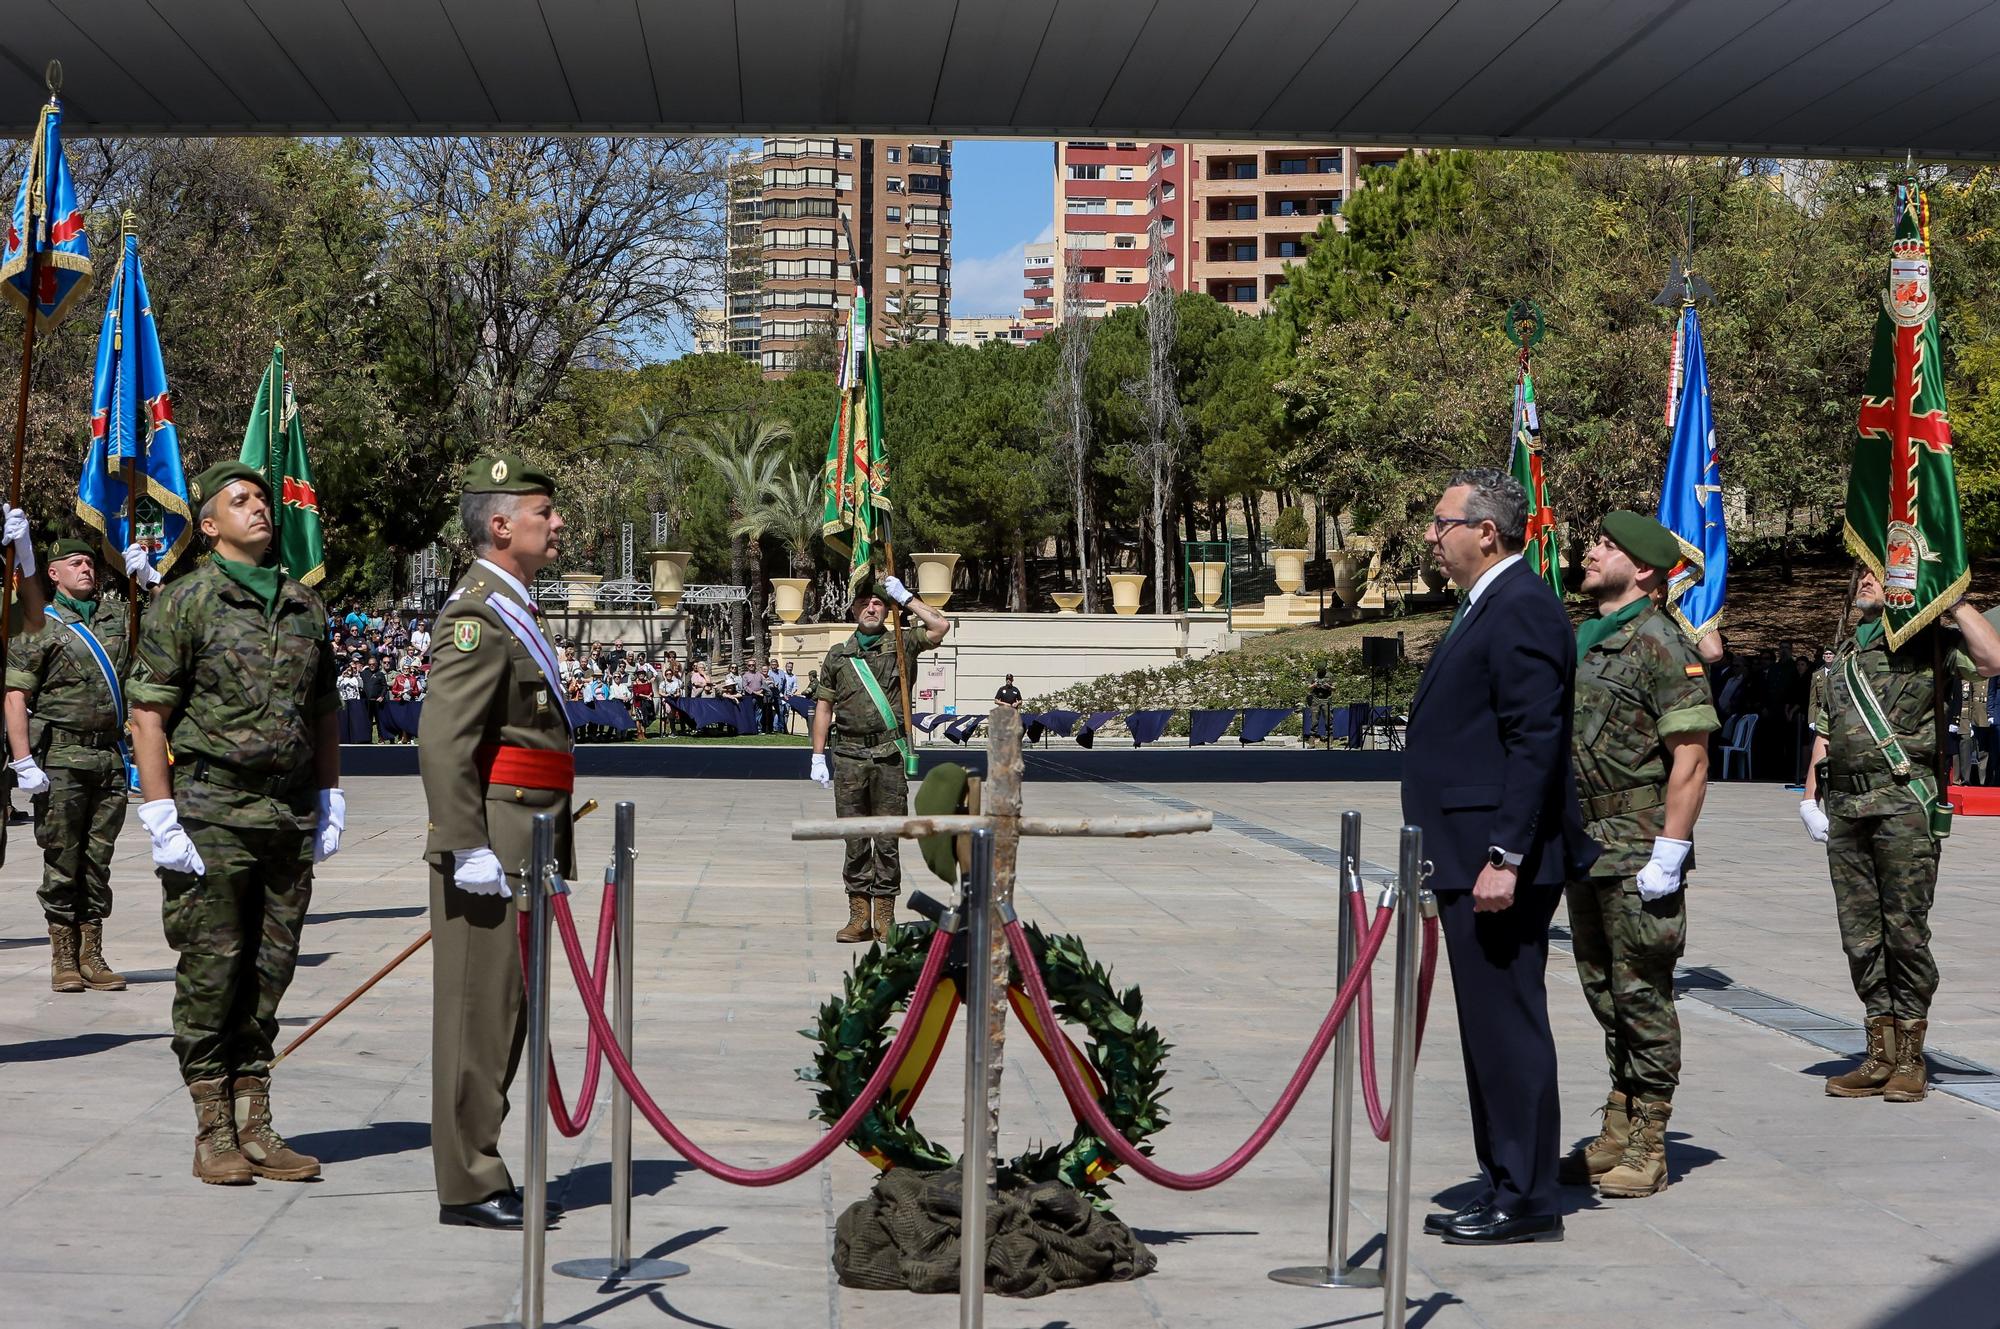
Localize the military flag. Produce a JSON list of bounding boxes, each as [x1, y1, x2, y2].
[[820, 289, 890, 595], [1846, 184, 1967, 649], [1, 91, 93, 329], [1657, 300, 1727, 639], [1508, 364, 1561, 593], [77, 225, 193, 574], [239, 343, 326, 586]]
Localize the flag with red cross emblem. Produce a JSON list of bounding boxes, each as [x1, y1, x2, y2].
[[239, 342, 326, 587], [1846, 185, 1967, 650]]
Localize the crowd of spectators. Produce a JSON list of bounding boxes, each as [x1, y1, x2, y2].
[[330, 603, 433, 742], [552, 638, 805, 738]]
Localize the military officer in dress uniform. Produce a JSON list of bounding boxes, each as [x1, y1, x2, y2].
[[128, 461, 344, 1187], [419, 452, 573, 1230], [808, 576, 950, 943]]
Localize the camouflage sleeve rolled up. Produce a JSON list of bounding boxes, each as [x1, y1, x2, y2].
[[1646, 633, 1720, 738], [4, 622, 55, 695], [127, 580, 196, 712]]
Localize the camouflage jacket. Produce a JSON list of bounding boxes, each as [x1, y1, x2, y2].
[[5, 597, 135, 766], [127, 560, 337, 829], [1810, 622, 1971, 819], [1571, 599, 1720, 877], [812, 624, 937, 758]]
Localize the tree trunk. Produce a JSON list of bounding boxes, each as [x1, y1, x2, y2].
[[1010, 528, 1029, 611], [729, 530, 746, 665], [1244, 494, 1263, 570], [748, 537, 768, 662], [1313, 493, 1328, 561]]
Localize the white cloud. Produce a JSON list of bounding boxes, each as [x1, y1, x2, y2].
[[951, 222, 1055, 321]]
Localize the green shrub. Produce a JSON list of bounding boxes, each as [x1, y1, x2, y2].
[[1025, 645, 1417, 729], [1270, 505, 1310, 549]]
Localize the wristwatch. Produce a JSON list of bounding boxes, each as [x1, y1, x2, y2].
[[1487, 845, 1522, 869]]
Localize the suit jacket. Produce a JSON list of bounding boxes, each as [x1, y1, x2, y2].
[[418, 569, 575, 884], [1401, 558, 1595, 892]]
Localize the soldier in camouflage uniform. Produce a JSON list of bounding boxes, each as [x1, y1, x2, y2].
[[1800, 567, 2000, 1103], [4, 536, 161, 992], [128, 461, 346, 1186], [1560, 512, 1719, 1198], [809, 576, 950, 942]]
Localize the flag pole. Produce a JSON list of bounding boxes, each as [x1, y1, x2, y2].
[[122, 212, 141, 643], [880, 513, 917, 776], [2, 250, 39, 681]]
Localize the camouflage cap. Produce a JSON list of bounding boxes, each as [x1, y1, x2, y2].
[[462, 451, 556, 496], [48, 538, 95, 563], [190, 460, 270, 507], [1601, 510, 1680, 572]]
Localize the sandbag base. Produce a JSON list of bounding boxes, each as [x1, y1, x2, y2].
[[834, 1168, 1157, 1297]]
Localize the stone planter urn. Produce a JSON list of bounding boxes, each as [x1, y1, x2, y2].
[[770, 577, 810, 624], [1108, 573, 1147, 616], [1051, 592, 1084, 615], [647, 550, 691, 610], [561, 571, 604, 609], [1270, 548, 1309, 595], [1420, 564, 1449, 593], [1189, 560, 1227, 610], [911, 552, 960, 609], [1331, 549, 1364, 602]]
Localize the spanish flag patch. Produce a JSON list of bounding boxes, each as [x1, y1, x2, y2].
[[1683, 663, 1705, 677]]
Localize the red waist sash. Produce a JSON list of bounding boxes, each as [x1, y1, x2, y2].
[[475, 743, 575, 793]]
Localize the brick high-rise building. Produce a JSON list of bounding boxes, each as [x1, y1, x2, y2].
[[1048, 141, 1191, 322], [739, 136, 952, 377], [1019, 242, 1054, 340]]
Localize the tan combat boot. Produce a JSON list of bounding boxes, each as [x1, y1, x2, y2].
[[75, 922, 126, 991], [1883, 1019, 1930, 1103], [1827, 1015, 1897, 1097], [836, 895, 875, 944], [47, 922, 83, 994], [231, 1075, 322, 1181], [1557, 1089, 1630, 1184], [189, 1078, 255, 1185], [1597, 1099, 1672, 1197], [870, 896, 896, 939]]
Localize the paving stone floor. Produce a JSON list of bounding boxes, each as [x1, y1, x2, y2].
[[2, 772, 1997, 1329]]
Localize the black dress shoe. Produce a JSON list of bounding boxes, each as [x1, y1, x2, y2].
[[441, 1192, 526, 1229], [1438, 1207, 1564, 1245], [508, 1187, 564, 1220], [1423, 1199, 1494, 1235]]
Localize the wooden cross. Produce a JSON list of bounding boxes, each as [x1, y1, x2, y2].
[[791, 704, 1209, 1188]]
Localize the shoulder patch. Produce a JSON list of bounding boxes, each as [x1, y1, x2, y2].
[[453, 621, 481, 652], [1683, 663, 1705, 677]]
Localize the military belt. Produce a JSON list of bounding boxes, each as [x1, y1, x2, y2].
[[44, 725, 121, 751], [185, 758, 312, 798], [1582, 785, 1665, 821], [1826, 770, 1895, 795]]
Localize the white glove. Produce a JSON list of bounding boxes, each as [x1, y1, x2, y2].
[[880, 575, 914, 606], [314, 788, 345, 863], [122, 542, 161, 588], [810, 753, 832, 788], [4, 505, 34, 577], [1799, 798, 1830, 844], [452, 846, 509, 896], [1635, 837, 1691, 902], [138, 798, 205, 875], [8, 755, 47, 794]]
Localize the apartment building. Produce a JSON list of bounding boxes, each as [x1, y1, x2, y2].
[[1046, 141, 1191, 322], [946, 315, 1037, 348], [1019, 243, 1054, 340], [733, 136, 952, 376]]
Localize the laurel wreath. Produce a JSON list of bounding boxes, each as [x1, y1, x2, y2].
[[801, 920, 1171, 1199]]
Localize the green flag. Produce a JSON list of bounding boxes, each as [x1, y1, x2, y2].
[[1846, 187, 1966, 649], [1509, 367, 1561, 593], [820, 290, 889, 595], [239, 343, 325, 587]]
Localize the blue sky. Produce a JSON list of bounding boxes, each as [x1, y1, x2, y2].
[[950, 139, 1054, 319]]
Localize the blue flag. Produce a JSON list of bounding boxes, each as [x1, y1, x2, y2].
[[77, 232, 193, 574], [1657, 302, 1726, 640], [1, 95, 93, 329]]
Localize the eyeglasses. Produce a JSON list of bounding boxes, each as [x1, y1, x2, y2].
[[1429, 516, 1480, 534]]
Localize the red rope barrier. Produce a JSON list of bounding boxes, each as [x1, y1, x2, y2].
[[1004, 907, 1395, 1191], [516, 879, 618, 1138], [1349, 888, 1440, 1142], [548, 894, 953, 1186]]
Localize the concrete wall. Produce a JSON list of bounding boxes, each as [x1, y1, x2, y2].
[[769, 610, 1235, 713]]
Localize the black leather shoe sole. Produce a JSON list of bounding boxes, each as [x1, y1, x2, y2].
[[1439, 1217, 1564, 1245], [439, 1204, 523, 1230], [1423, 1202, 1492, 1235]]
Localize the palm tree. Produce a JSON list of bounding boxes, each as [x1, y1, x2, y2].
[[683, 414, 791, 662], [736, 462, 822, 578]]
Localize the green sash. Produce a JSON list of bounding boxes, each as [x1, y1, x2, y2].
[[849, 654, 916, 776], [1841, 652, 1951, 840]]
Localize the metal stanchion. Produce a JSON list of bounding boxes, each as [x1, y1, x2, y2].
[[1270, 809, 1381, 1290], [556, 801, 689, 1285], [1381, 825, 1424, 1329], [958, 827, 997, 1329]]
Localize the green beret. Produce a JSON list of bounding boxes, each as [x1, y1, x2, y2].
[[915, 761, 971, 886], [462, 451, 556, 496], [48, 538, 95, 563], [1601, 510, 1682, 573], [190, 461, 270, 507]]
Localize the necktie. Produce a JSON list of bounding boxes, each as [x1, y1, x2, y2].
[[1446, 598, 1470, 640]]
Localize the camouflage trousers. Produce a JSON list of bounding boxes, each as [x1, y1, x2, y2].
[[32, 748, 127, 924], [1826, 804, 1939, 1021], [159, 820, 314, 1084], [832, 750, 906, 898], [1565, 874, 1686, 1101]]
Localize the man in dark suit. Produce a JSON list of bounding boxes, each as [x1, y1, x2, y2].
[[1402, 467, 1594, 1245]]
